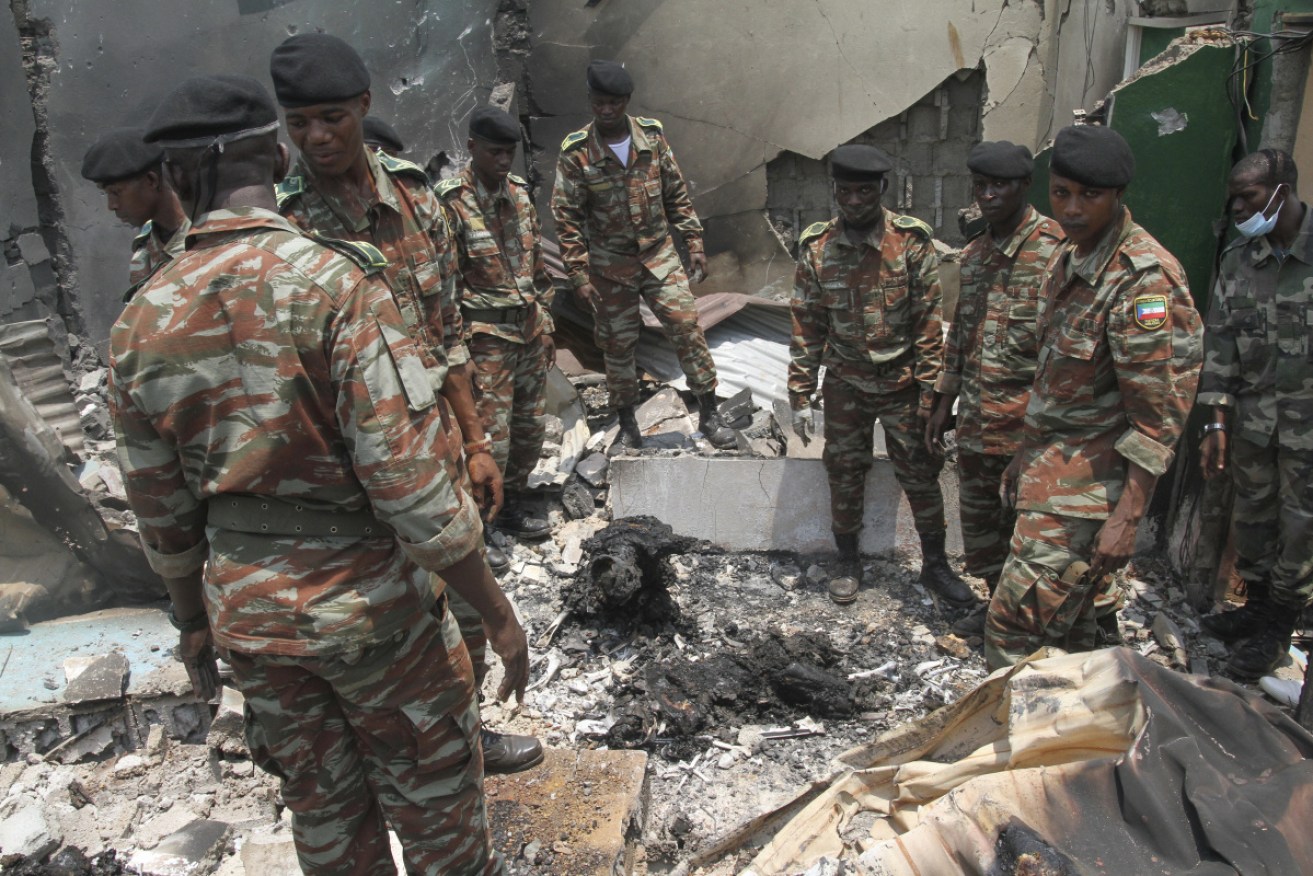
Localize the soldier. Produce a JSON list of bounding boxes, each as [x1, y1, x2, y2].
[[789, 143, 977, 608], [270, 33, 544, 774], [985, 126, 1203, 670], [112, 73, 526, 874], [363, 115, 406, 157], [439, 107, 556, 544], [80, 126, 189, 299], [1198, 149, 1313, 679], [551, 60, 736, 449], [925, 142, 1068, 636]]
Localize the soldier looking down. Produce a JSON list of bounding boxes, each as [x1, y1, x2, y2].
[[551, 59, 736, 449], [788, 143, 976, 609], [985, 125, 1203, 669], [110, 73, 526, 874]]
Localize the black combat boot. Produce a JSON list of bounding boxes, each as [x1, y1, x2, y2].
[[617, 405, 643, 448], [498, 494, 550, 540], [1226, 605, 1295, 681], [1095, 611, 1123, 647], [1201, 580, 1271, 642], [951, 576, 994, 636], [829, 532, 862, 605], [696, 393, 738, 449], [481, 728, 545, 774], [918, 531, 977, 607], [484, 531, 510, 573]]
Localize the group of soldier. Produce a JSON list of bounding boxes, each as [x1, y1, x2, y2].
[[73, 29, 1309, 875]]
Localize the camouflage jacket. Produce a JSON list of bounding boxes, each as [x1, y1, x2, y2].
[[937, 206, 1063, 455], [438, 166, 555, 344], [1017, 208, 1202, 519], [788, 210, 944, 406], [278, 148, 467, 390], [109, 207, 480, 657], [125, 218, 189, 302], [1198, 203, 1313, 451], [551, 115, 702, 288]]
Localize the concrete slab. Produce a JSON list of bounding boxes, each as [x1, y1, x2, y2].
[[609, 457, 962, 556], [128, 819, 230, 876], [487, 748, 648, 875]]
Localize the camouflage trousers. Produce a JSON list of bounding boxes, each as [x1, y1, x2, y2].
[[591, 259, 717, 409], [229, 598, 504, 876], [822, 377, 945, 536], [1231, 435, 1313, 610], [467, 331, 550, 495], [956, 449, 1016, 587], [984, 511, 1126, 670]]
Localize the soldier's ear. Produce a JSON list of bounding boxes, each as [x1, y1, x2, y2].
[[274, 143, 291, 184], [880, 177, 889, 194]]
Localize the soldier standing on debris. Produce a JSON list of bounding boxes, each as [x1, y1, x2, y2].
[[1198, 149, 1313, 680], [109, 74, 527, 874], [269, 33, 544, 775], [551, 60, 736, 450], [439, 107, 556, 547], [80, 127, 189, 300], [925, 141, 1089, 636], [788, 143, 977, 609], [985, 126, 1202, 670]]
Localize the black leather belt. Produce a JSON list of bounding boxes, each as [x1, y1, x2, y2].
[[462, 305, 528, 324], [208, 495, 388, 537]]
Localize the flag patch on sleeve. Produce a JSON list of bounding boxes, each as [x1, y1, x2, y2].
[[1133, 294, 1168, 330]]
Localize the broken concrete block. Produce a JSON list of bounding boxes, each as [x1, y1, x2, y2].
[[240, 826, 299, 874], [77, 367, 107, 393], [16, 232, 50, 266], [717, 386, 755, 429], [63, 651, 129, 703], [128, 819, 231, 876], [136, 805, 203, 851], [0, 802, 61, 860], [575, 452, 609, 487], [206, 686, 247, 757], [636, 387, 695, 448]]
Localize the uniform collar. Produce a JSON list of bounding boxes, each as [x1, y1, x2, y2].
[[295, 147, 401, 231], [1067, 206, 1134, 286], [992, 206, 1042, 260], [464, 166, 511, 208], [586, 116, 653, 166], [833, 211, 888, 250], [1247, 201, 1313, 266], [184, 206, 301, 248]]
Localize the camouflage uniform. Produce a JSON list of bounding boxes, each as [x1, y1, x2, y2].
[[439, 167, 554, 493], [1198, 203, 1313, 612], [551, 115, 717, 408], [109, 207, 499, 874], [937, 207, 1065, 588], [277, 149, 490, 683], [125, 218, 189, 301], [788, 211, 947, 537], [985, 208, 1203, 668]]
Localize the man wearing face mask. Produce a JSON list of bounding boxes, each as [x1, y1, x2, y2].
[[1198, 149, 1313, 680], [985, 126, 1202, 669], [789, 143, 976, 608]]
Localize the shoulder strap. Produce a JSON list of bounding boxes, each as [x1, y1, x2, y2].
[[275, 175, 306, 208], [308, 234, 388, 275], [434, 176, 465, 198], [798, 220, 831, 246], [892, 214, 934, 239], [561, 129, 589, 151]]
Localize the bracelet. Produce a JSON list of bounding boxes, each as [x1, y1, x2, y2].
[[1202, 422, 1227, 435], [464, 437, 493, 456], [168, 606, 209, 633]]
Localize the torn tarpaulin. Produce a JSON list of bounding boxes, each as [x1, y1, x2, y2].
[[708, 648, 1313, 875]]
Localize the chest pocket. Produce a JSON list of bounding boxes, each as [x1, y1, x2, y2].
[[1226, 295, 1267, 367], [878, 273, 912, 338], [1001, 295, 1040, 361], [1040, 324, 1100, 404]]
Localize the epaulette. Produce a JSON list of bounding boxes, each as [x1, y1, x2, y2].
[[1123, 247, 1162, 275], [892, 214, 934, 239], [798, 221, 831, 246], [635, 116, 663, 130], [132, 220, 153, 248], [309, 234, 388, 275], [377, 151, 431, 182], [561, 130, 589, 151], [275, 175, 306, 208], [508, 173, 527, 186], [434, 176, 465, 198]]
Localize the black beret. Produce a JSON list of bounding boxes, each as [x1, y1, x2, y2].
[[144, 74, 279, 146], [468, 106, 520, 144], [966, 140, 1033, 179], [586, 60, 633, 97], [270, 33, 370, 108], [1050, 125, 1135, 188], [362, 116, 405, 152], [81, 127, 163, 183], [829, 144, 893, 182]]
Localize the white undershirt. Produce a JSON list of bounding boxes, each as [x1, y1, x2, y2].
[[608, 135, 632, 166]]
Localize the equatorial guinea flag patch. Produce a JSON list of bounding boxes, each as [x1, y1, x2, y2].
[[1133, 294, 1168, 330]]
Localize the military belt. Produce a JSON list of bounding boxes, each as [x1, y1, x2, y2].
[[462, 305, 528, 325], [208, 495, 388, 538], [870, 351, 913, 377]]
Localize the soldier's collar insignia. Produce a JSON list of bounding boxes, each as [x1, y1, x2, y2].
[[1133, 294, 1168, 330]]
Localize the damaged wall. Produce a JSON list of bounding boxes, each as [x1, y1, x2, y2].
[[2, 0, 504, 353]]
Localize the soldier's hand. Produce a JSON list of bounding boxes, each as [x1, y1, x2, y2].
[[484, 609, 529, 704], [576, 282, 598, 309], [1199, 430, 1227, 480], [541, 333, 557, 367], [178, 627, 219, 702], [792, 406, 814, 446], [924, 395, 955, 456], [999, 453, 1022, 509], [1089, 514, 1137, 581], [689, 251, 708, 284], [467, 451, 505, 523]]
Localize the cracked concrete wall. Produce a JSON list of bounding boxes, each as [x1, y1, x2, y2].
[[3, 0, 502, 353]]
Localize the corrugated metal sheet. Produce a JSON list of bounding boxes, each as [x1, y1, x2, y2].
[[0, 320, 84, 456]]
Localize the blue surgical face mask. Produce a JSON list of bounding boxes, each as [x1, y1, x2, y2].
[[1235, 184, 1286, 238]]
